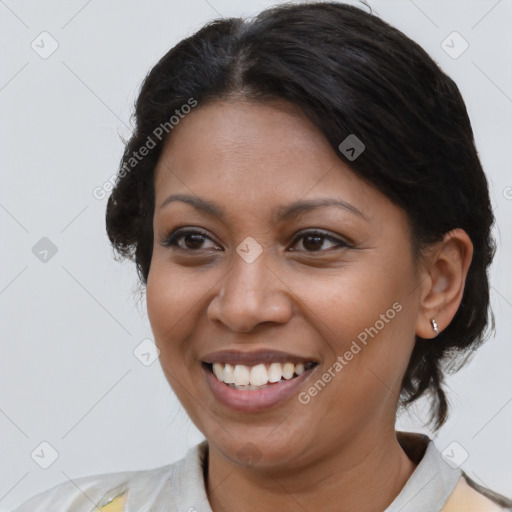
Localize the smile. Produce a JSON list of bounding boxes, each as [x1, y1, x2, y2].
[[205, 361, 317, 389], [201, 350, 319, 412]]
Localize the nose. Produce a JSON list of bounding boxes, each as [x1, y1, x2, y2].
[[207, 250, 293, 333]]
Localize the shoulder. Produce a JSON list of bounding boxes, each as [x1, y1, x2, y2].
[[396, 431, 512, 512], [12, 464, 174, 512], [12, 441, 209, 512], [442, 474, 512, 512]]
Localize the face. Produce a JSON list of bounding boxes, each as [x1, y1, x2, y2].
[[146, 99, 424, 470]]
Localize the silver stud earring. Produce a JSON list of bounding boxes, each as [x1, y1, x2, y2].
[[431, 318, 439, 335]]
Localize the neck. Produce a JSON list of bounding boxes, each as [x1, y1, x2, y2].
[[206, 430, 418, 512]]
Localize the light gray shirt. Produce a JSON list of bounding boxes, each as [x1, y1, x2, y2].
[[12, 433, 512, 512]]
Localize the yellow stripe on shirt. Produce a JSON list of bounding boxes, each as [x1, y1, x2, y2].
[[97, 491, 127, 512]]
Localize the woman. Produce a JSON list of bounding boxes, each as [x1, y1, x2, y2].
[[14, 2, 511, 511]]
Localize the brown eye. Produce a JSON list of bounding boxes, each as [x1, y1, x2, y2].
[[290, 230, 349, 252], [181, 233, 207, 250], [161, 229, 221, 251], [301, 234, 324, 251]]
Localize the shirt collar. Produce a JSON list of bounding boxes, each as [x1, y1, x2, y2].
[[171, 432, 461, 512], [384, 432, 462, 512]]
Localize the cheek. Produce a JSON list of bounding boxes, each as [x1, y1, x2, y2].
[[146, 261, 200, 353], [285, 262, 407, 340], [285, 259, 417, 388], [145, 262, 205, 409]]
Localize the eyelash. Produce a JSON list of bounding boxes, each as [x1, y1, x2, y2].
[[160, 228, 351, 253]]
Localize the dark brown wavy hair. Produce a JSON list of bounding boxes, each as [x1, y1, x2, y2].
[[105, 2, 495, 430]]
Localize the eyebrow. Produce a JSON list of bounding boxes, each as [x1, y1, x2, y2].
[[159, 194, 367, 221]]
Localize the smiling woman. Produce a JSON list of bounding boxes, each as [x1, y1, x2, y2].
[[13, 2, 512, 512]]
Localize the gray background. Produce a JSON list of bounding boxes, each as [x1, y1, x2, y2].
[[1, 0, 511, 509]]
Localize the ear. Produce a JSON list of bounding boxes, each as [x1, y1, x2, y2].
[[415, 229, 473, 339]]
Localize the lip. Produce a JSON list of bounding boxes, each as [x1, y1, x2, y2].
[[201, 349, 318, 367], [202, 362, 318, 413]]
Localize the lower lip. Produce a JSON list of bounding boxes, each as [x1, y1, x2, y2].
[[203, 365, 317, 413]]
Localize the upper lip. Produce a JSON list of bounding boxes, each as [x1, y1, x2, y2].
[[201, 349, 318, 367]]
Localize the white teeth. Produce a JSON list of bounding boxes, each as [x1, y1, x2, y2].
[[249, 364, 269, 386], [282, 362, 295, 380], [223, 363, 234, 384], [210, 361, 314, 388], [213, 363, 224, 381], [233, 365, 250, 386], [268, 362, 282, 383]]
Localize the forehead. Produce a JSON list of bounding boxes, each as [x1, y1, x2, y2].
[[153, 99, 382, 220]]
